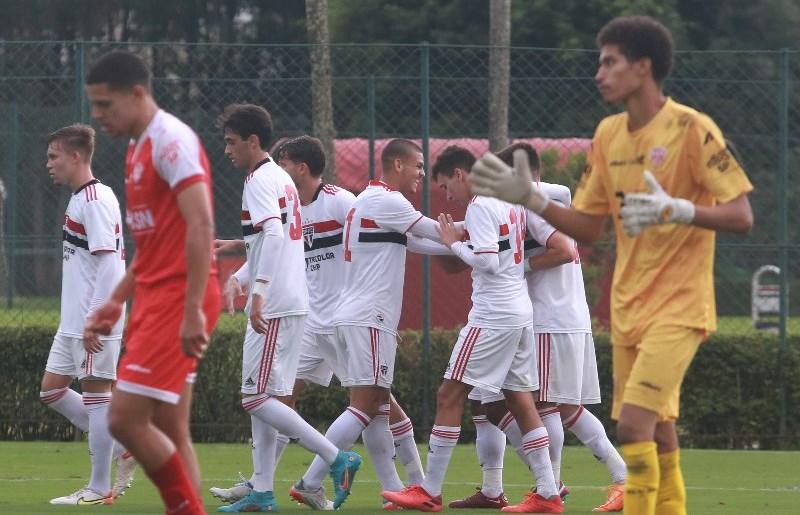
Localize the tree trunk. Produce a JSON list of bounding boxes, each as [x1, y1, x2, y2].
[[488, 0, 511, 152], [305, 0, 336, 184]]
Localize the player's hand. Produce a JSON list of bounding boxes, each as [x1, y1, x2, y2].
[[223, 275, 247, 315], [249, 289, 269, 334], [84, 299, 123, 338], [83, 333, 104, 354], [437, 213, 464, 247], [470, 150, 550, 213], [214, 239, 245, 255], [180, 306, 209, 359], [620, 170, 695, 237]]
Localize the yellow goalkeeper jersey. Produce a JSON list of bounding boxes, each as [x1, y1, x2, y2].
[[573, 97, 753, 344]]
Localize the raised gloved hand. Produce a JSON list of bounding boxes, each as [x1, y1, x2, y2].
[[620, 170, 695, 237], [470, 150, 550, 213]]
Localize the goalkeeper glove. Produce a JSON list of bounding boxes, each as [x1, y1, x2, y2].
[[620, 170, 695, 237], [471, 150, 551, 213]]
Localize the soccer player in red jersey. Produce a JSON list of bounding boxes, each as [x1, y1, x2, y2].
[[84, 51, 221, 515]]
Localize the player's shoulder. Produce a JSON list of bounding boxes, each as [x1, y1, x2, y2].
[[538, 182, 571, 206], [249, 159, 288, 186], [76, 181, 118, 205], [595, 111, 627, 138], [150, 110, 200, 154], [665, 98, 721, 134]]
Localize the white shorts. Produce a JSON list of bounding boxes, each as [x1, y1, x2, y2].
[[242, 315, 306, 396], [295, 330, 345, 387], [335, 325, 396, 388], [444, 325, 538, 393], [45, 333, 121, 381], [468, 387, 506, 404], [536, 332, 601, 405]]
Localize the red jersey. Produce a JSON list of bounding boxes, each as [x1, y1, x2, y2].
[[124, 110, 217, 286]]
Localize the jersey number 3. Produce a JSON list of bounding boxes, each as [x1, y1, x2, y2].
[[285, 185, 302, 240], [508, 208, 525, 265]]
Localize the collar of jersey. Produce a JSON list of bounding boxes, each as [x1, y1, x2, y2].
[[250, 156, 272, 173], [73, 178, 100, 195], [368, 179, 395, 191]]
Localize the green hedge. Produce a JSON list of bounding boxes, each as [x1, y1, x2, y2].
[[2, 321, 797, 449]]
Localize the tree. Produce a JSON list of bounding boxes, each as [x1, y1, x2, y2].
[[305, 0, 337, 184], [488, 0, 510, 151]]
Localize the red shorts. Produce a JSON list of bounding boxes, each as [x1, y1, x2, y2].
[[117, 277, 221, 404]]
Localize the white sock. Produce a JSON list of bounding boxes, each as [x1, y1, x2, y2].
[[539, 407, 564, 483], [497, 411, 526, 464], [275, 432, 290, 466], [250, 415, 277, 492], [522, 428, 558, 499], [564, 406, 626, 483], [301, 407, 370, 490], [84, 393, 114, 495], [390, 417, 424, 485], [363, 404, 404, 491], [243, 395, 338, 464], [41, 387, 89, 431], [474, 415, 505, 497], [420, 425, 460, 497]]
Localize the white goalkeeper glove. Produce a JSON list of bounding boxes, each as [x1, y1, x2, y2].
[[620, 170, 695, 237], [471, 150, 551, 214]]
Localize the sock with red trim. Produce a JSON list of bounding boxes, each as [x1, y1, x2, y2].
[[522, 427, 558, 499], [420, 425, 460, 497]]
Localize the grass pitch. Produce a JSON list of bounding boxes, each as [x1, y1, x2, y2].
[[0, 442, 798, 514]]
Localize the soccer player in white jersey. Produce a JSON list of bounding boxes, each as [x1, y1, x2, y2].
[[505, 143, 626, 512], [40, 124, 134, 505], [210, 135, 425, 508], [294, 138, 451, 509], [383, 145, 563, 513], [216, 105, 362, 513]]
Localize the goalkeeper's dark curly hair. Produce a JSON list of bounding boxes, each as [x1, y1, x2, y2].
[[597, 15, 674, 84]]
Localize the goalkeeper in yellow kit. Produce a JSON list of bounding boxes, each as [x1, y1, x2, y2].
[[471, 15, 754, 515]]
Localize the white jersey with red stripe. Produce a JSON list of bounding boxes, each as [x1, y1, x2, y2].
[[241, 157, 308, 318], [524, 182, 592, 333], [333, 180, 424, 336], [301, 183, 356, 333], [465, 196, 532, 329], [59, 179, 126, 338], [125, 109, 217, 287]]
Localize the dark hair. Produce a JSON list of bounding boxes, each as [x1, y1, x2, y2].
[[276, 135, 326, 177], [596, 15, 674, 83], [431, 145, 476, 181], [217, 103, 273, 150], [381, 138, 422, 172], [495, 142, 540, 172], [86, 51, 152, 91], [47, 124, 96, 162]]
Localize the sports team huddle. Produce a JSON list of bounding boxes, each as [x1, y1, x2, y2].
[[40, 15, 754, 515]]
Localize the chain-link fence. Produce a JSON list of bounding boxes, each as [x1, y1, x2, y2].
[[1, 42, 797, 325], [0, 41, 798, 442]]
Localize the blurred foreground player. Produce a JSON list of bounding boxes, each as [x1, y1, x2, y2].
[[84, 51, 221, 515]]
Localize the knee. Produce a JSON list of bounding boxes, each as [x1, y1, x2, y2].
[[107, 408, 130, 441], [435, 382, 465, 411], [616, 419, 645, 445]]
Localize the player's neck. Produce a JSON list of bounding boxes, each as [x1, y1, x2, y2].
[[299, 178, 322, 205], [129, 98, 160, 139], [624, 85, 666, 132], [69, 168, 95, 192]]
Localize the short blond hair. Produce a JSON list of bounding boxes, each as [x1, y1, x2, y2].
[[47, 124, 96, 162]]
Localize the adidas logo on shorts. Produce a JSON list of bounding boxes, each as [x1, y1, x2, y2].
[[244, 377, 256, 387]]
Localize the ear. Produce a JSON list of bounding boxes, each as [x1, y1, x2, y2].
[[247, 134, 260, 149], [636, 57, 653, 78], [131, 84, 148, 100], [394, 157, 404, 173]]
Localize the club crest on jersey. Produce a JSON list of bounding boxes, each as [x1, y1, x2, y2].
[[650, 146, 668, 169], [303, 224, 314, 248]]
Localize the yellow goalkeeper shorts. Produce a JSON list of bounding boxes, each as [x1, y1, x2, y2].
[[612, 325, 705, 421]]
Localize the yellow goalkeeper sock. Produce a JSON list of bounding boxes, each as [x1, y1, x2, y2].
[[656, 449, 687, 515], [622, 441, 659, 515]]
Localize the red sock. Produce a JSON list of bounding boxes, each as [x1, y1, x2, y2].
[[146, 452, 205, 515]]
